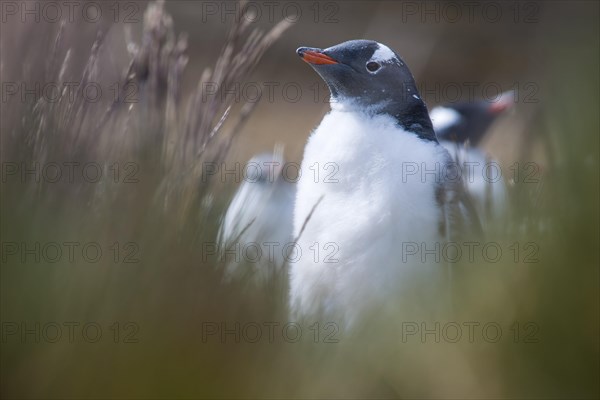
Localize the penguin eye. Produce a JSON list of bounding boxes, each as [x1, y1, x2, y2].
[[366, 61, 381, 73]]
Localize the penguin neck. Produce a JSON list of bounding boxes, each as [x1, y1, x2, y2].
[[383, 99, 438, 143], [332, 97, 438, 143]]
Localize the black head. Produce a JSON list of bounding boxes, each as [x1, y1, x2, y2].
[[297, 40, 436, 142], [432, 91, 514, 146]]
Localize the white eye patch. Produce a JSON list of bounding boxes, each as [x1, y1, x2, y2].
[[369, 43, 401, 65], [429, 106, 462, 131]]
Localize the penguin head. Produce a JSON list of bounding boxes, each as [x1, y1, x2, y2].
[[298, 40, 436, 141]]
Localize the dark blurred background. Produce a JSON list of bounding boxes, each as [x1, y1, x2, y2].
[[1, 1, 598, 398]]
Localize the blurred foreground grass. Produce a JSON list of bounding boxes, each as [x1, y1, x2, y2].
[[1, 1, 598, 398]]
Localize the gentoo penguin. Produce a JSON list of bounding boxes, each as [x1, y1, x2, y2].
[[217, 149, 296, 286], [430, 92, 514, 225], [291, 40, 480, 327]]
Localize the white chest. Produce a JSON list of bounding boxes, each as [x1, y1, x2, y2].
[[294, 110, 444, 246], [290, 110, 449, 323]]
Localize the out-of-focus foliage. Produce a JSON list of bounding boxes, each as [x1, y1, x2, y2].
[[1, 1, 598, 398]]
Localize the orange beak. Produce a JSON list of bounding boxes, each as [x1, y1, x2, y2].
[[489, 91, 514, 114], [300, 50, 338, 65]]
